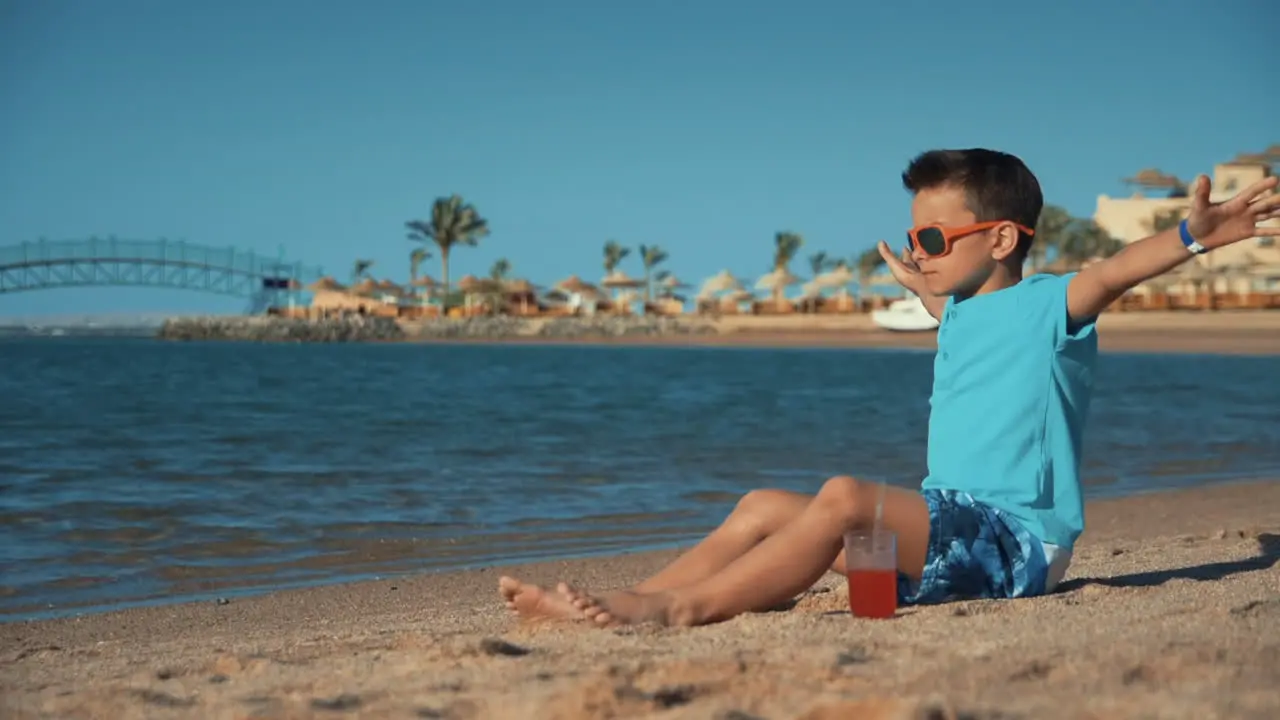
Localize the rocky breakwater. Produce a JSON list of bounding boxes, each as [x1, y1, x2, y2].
[[399, 314, 719, 340], [157, 315, 405, 343], [157, 314, 719, 343]]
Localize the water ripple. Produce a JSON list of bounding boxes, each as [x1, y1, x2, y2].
[[0, 338, 1277, 620]]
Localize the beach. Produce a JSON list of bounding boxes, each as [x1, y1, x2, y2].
[[4, 480, 1279, 719], [155, 310, 1280, 355], [405, 311, 1280, 355]]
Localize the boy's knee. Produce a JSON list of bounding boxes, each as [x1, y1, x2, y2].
[[731, 489, 783, 532], [815, 475, 869, 524]]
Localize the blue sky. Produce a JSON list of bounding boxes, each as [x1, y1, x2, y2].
[[1, 0, 1275, 316]]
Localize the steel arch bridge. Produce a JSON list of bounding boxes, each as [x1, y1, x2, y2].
[[0, 238, 325, 311]]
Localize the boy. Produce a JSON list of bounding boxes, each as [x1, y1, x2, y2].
[[499, 148, 1280, 627]]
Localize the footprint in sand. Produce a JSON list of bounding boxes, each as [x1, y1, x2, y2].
[[498, 577, 582, 622]]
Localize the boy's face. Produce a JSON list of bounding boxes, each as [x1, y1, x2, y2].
[[909, 185, 1015, 296]]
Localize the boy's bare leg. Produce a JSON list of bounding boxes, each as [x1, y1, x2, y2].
[[563, 477, 930, 627], [500, 489, 837, 620], [632, 489, 841, 593]]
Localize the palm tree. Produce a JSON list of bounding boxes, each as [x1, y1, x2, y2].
[[1147, 207, 1186, 234], [603, 240, 630, 274], [409, 247, 431, 284], [486, 257, 512, 315], [772, 232, 803, 270], [855, 247, 884, 305], [406, 195, 490, 309], [489, 257, 511, 282], [1059, 220, 1125, 267], [638, 244, 669, 301], [1033, 205, 1073, 270], [808, 251, 838, 276], [764, 231, 803, 306], [351, 259, 374, 284]]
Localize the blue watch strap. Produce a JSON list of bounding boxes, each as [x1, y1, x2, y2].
[[1178, 219, 1207, 255]]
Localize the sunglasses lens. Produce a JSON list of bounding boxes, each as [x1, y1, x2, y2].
[[915, 227, 947, 256]]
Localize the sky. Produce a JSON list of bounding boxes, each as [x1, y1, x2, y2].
[[1, 0, 1276, 317]]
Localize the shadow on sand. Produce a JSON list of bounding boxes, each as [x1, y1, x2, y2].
[[1058, 532, 1280, 592]]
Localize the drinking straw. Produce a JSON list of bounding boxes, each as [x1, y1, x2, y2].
[[873, 481, 886, 547]]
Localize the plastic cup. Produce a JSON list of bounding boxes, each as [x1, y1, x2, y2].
[[843, 530, 898, 619]]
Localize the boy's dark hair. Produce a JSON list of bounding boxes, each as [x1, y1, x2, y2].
[[902, 148, 1044, 261]]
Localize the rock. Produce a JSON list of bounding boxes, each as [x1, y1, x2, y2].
[[157, 316, 405, 343], [157, 314, 718, 343]]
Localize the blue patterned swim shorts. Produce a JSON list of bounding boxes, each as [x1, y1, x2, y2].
[[898, 488, 1050, 605]]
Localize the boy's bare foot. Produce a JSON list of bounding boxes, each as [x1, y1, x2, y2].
[[558, 582, 674, 627], [498, 576, 581, 622]]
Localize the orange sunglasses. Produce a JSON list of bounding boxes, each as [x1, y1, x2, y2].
[[906, 221, 1035, 258]]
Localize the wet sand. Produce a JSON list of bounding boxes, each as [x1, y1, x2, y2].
[[413, 311, 1280, 355], [4, 480, 1279, 719]]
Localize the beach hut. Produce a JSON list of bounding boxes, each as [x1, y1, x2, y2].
[[600, 270, 645, 314], [647, 275, 691, 316]]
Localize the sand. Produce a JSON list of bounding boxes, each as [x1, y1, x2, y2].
[[3, 481, 1279, 719]]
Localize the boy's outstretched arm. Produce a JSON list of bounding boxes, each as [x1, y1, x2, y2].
[[1067, 175, 1280, 323], [876, 240, 949, 320]]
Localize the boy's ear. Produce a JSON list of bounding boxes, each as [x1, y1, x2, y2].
[[989, 222, 1021, 261]]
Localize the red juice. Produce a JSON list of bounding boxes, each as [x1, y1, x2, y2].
[[846, 568, 897, 619]]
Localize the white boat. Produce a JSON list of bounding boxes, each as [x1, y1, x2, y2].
[[871, 296, 940, 332]]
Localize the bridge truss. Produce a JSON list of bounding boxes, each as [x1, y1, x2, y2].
[[0, 238, 326, 312]]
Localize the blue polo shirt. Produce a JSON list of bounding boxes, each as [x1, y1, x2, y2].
[[921, 272, 1097, 549]]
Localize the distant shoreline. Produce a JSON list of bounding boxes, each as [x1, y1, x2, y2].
[[150, 311, 1280, 355]]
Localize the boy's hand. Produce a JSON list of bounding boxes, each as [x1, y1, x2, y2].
[[877, 240, 924, 295], [876, 240, 948, 321], [1066, 172, 1280, 324], [1184, 174, 1280, 249]]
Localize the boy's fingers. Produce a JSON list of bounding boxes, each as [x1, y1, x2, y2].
[[899, 245, 920, 271], [1191, 174, 1212, 212], [877, 240, 901, 267], [1249, 191, 1280, 214], [878, 240, 916, 274], [1240, 175, 1280, 204]]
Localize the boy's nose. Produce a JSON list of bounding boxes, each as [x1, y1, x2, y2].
[[909, 243, 930, 266]]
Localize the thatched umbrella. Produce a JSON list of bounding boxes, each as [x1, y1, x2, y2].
[[375, 279, 405, 299], [456, 275, 486, 293], [555, 275, 596, 295], [1233, 153, 1274, 167], [657, 274, 692, 296], [503, 278, 539, 313], [1122, 168, 1183, 189], [755, 267, 802, 307], [307, 276, 345, 293], [600, 270, 644, 313], [814, 265, 856, 296], [697, 270, 742, 299], [600, 270, 644, 289], [349, 278, 379, 296]]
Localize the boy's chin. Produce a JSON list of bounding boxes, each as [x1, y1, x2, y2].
[[921, 275, 954, 297]]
